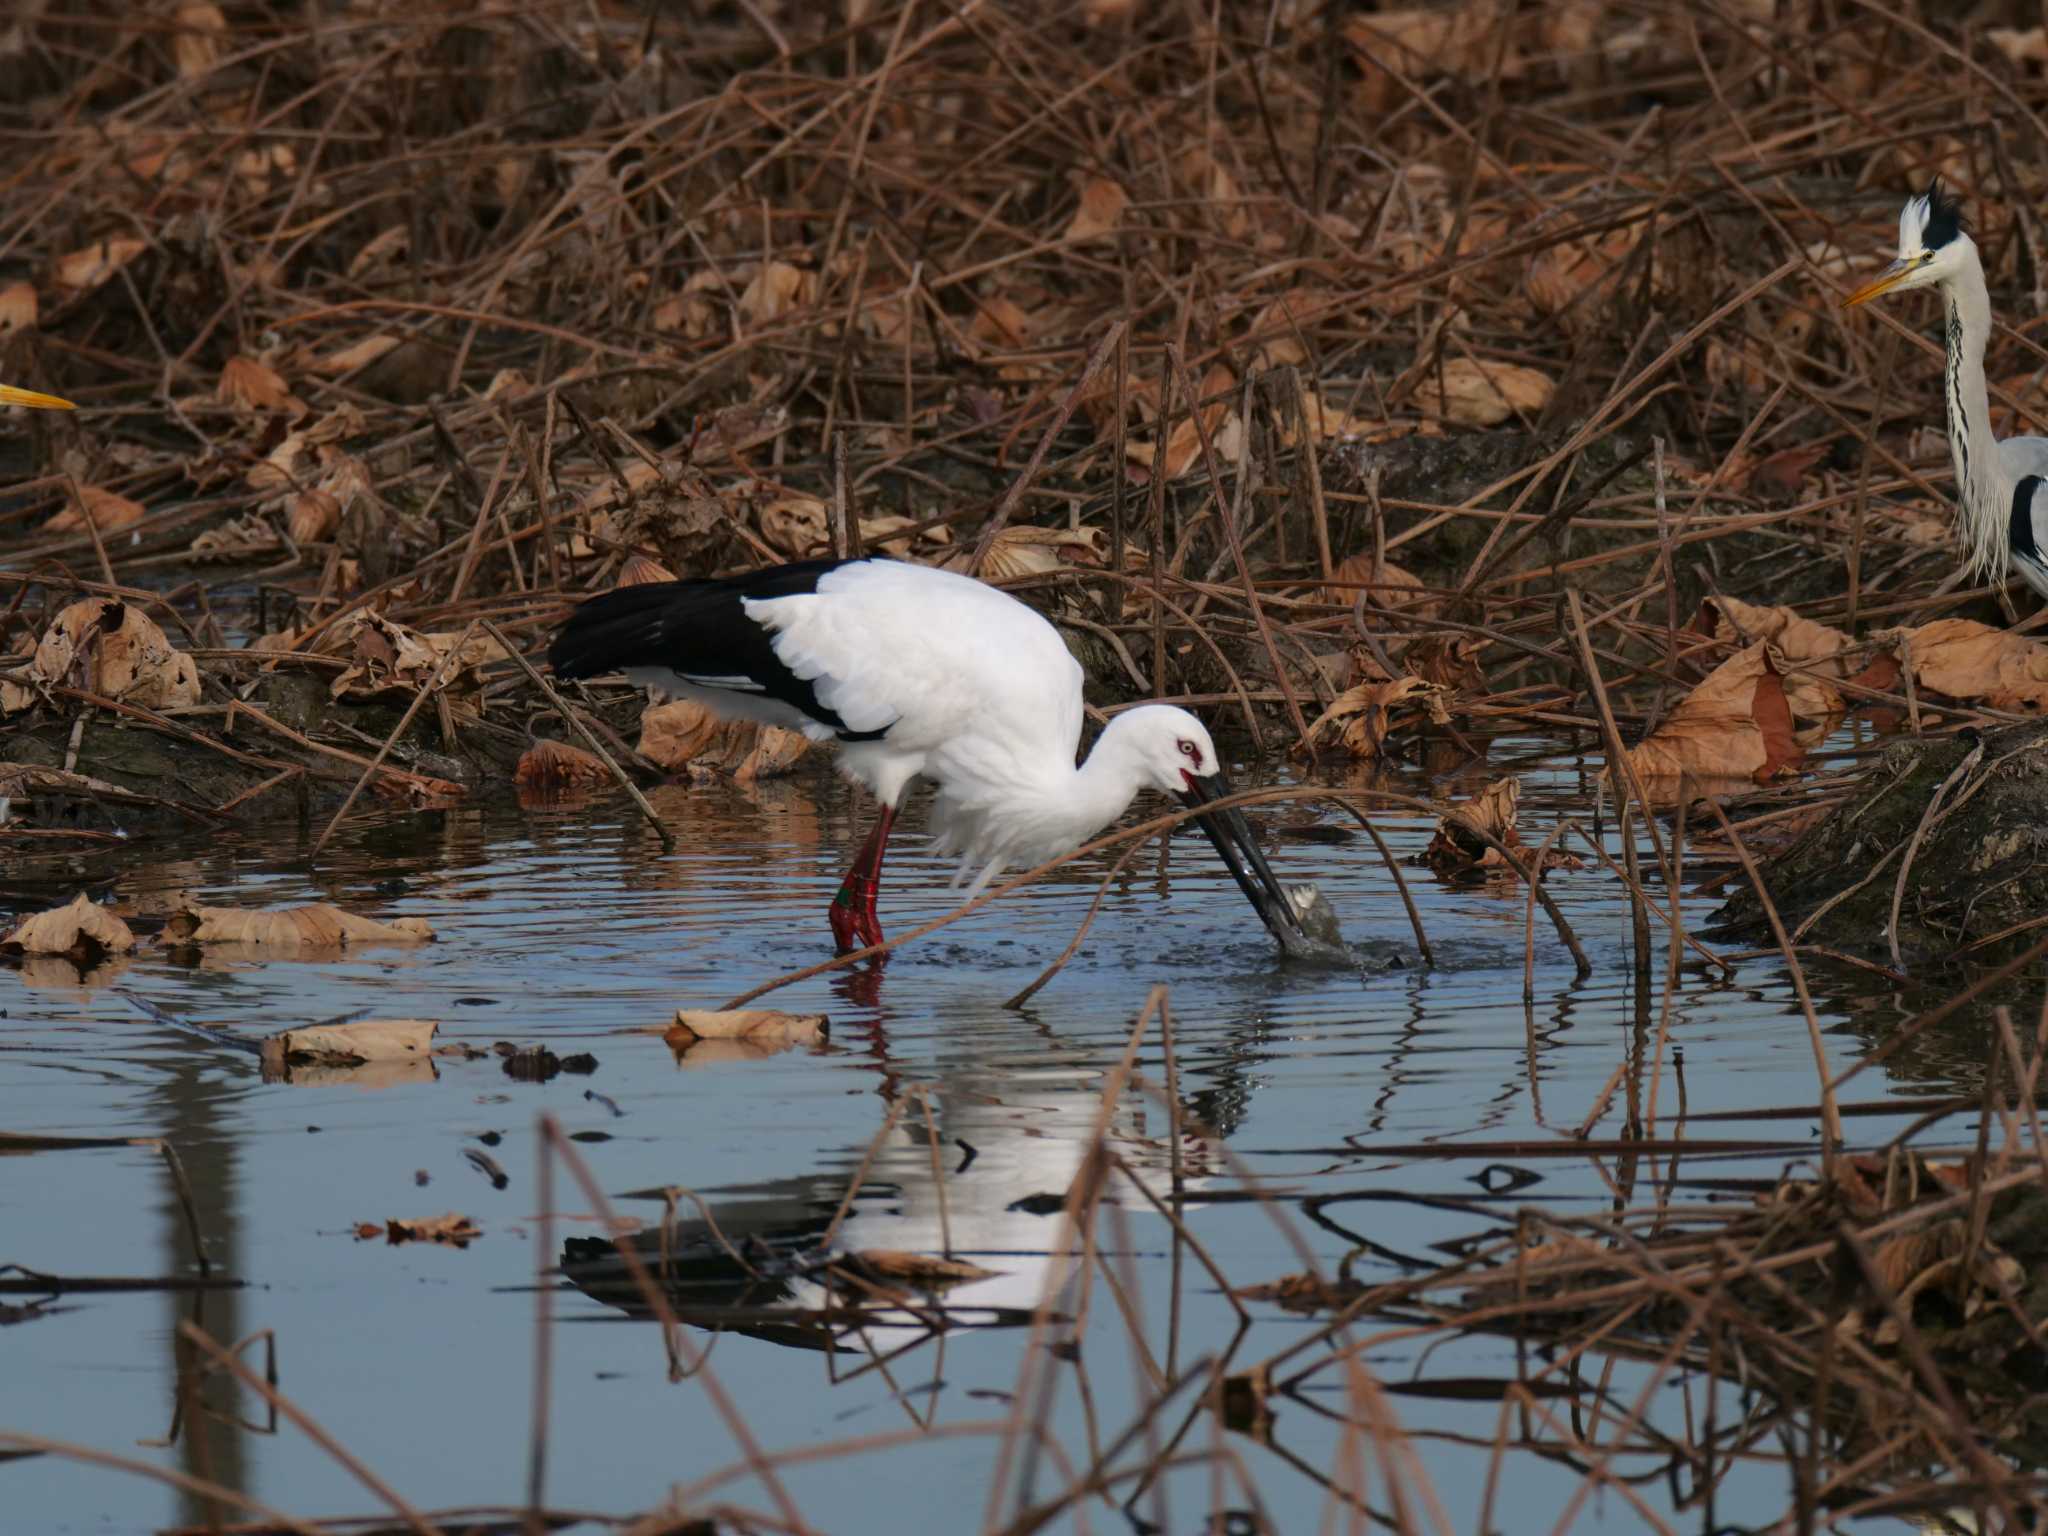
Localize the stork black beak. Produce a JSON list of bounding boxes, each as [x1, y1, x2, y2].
[[1177, 771, 1317, 957]]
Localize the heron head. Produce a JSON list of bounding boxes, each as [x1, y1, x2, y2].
[[1842, 177, 1971, 308], [1105, 704, 1222, 796]]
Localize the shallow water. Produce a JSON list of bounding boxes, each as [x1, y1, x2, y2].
[[0, 733, 2007, 1533]]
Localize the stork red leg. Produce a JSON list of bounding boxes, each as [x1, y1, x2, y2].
[[829, 803, 898, 954]]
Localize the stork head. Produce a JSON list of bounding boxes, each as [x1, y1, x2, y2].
[[1100, 705, 1317, 955], [1102, 704, 1223, 796], [1842, 177, 1971, 308]]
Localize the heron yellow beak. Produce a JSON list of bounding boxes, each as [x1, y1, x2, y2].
[[1841, 257, 1919, 309], [0, 383, 75, 410]]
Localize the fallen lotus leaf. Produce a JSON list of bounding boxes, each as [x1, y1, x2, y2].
[[639, 699, 811, 781], [322, 613, 506, 702], [1621, 642, 1805, 794], [616, 554, 677, 587], [737, 260, 815, 327], [163, 903, 435, 948], [287, 489, 341, 544], [858, 514, 946, 558], [1403, 635, 1486, 692], [669, 1009, 827, 1046], [1421, 357, 1553, 426], [1065, 177, 1127, 241], [975, 525, 1110, 582], [1873, 619, 2048, 712], [759, 496, 829, 558], [845, 1250, 999, 1287], [1738, 442, 1829, 502], [0, 283, 38, 331], [45, 484, 145, 536], [1320, 552, 1428, 615], [1691, 595, 1852, 721], [1424, 777, 1581, 877], [219, 355, 299, 414], [1298, 676, 1447, 760], [311, 333, 401, 376], [0, 598, 200, 714], [54, 237, 147, 291], [365, 1213, 480, 1248], [1124, 363, 1238, 480], [515, 739, 610, 790], [1, 894, 135, 960], [266, 1018, 437, 1065]]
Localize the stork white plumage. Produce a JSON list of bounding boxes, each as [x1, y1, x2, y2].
[[1842, 178, 2048, 598], [548, 556, 1311, 956]]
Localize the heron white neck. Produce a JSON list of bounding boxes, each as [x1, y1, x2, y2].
[[1940, 244, 2012, 581]]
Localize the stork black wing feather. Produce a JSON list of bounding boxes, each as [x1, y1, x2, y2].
[[548, 557, 887, 739]]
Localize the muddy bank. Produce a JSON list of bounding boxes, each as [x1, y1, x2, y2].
[[1716, 721, 2048, 966]]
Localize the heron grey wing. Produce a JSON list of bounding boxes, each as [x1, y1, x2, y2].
[[1996, 435, 2048, 482], [2019, 476, 2048, 601]]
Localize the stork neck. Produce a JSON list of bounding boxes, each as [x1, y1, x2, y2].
[[1067, 732, 1147, 839], [1941, 246, 2012, 580]]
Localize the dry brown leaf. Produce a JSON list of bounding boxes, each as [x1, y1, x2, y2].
[[670, 1009, 827, 1044], [267, 1018, 437, 1065], [968, 295, 1032, 353], [846, 1250, 999, 1287], [311, 334, 401, 376], [1125, 363, 1237, 480], [1691, 596, 1852, 723], [0, 598, 200, 714], [163, 903, 436, 948], [638, 699, 812, 782], [759, 496, 828, 558], [45, 484, 145, 536], [1424, 777, 1581, 876], [323, 614, 506, 703], [1243, 288, 1328, 370], [367, 1213, 480, 1248], [0, 282, 38, 332], [1873, 619, 2048, 712], [1621, 642, 1805, 794], [1298, 676, 1447, 759], [0, 894, 135, 959], [219, 355, 297, 414], [616, 554, 677, 587], [1065, 178, 1127, 241], [287, 490, 341, 544], [54, 238, 146, 291], [858, 515, 947, 558], [737, 261, 815, 327], [514, 739, 610, 790], [1421, 357, 1553, 426], [1320, 553, 1428, 615], [171, 3, 227, 78], [975, 525, 1110, 581]]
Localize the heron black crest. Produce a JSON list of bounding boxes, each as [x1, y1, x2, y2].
[[1922, 176, 1964, 249]]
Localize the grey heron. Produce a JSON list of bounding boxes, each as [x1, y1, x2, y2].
[[1842, 178, 2048, 599]]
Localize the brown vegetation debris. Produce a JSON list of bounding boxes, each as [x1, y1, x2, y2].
[[1621, 643, 1807, 794], [0, 599, 200, 714], [162, 904, 435, 949], [0, 894, 136, 961], [1872, 619, 2048, 712], [1064, 177, 1127, 242], [514, 739, 611, 791], [1319, 552, 1430, 616], [638, 700, 811, 781], [44, 485, 145, 537], [842, 1250, 999, 1288], [1424, 777, 1580, 877], [1419, 357, 1554, 426], [359, 1213, 480, 1248], [265, 1019, 437, 1067], [1297, 676, 1448, 760], [323, 614, 506, 703]]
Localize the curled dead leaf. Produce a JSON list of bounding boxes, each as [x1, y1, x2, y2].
[[1298, 676, 1448, 759], [669, 1009, 827, 1045], [0, 894, 135, 960], [219, 355, 300, 415], [0, 283, 38, 332], [759, 496, 829, 558], [0, 598, 199, 714], [616, 554, 677, 587], [265, 1018, 436, 1066], [1424, 777, 1581, 877], [163, 903, 435, 949], [1421, 357, 1553, 426], [1320, 552, 1429, 616], [54, 237, 147, 291], [45, 484, 145, 536], [1065, 178, 1127, 242], [975, 525, 1111, 582], [287, 490, 341, 544], [1873, 619, 2048, 712], [737, 261, 815, 327], [1621, 642, 1806, 796], [515, 739, 611, 791], [366, 1213, 480, 1248], [638, 699, 811, 782]]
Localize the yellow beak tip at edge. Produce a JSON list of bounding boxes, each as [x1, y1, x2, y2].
[[0, 383, 76, 410]]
